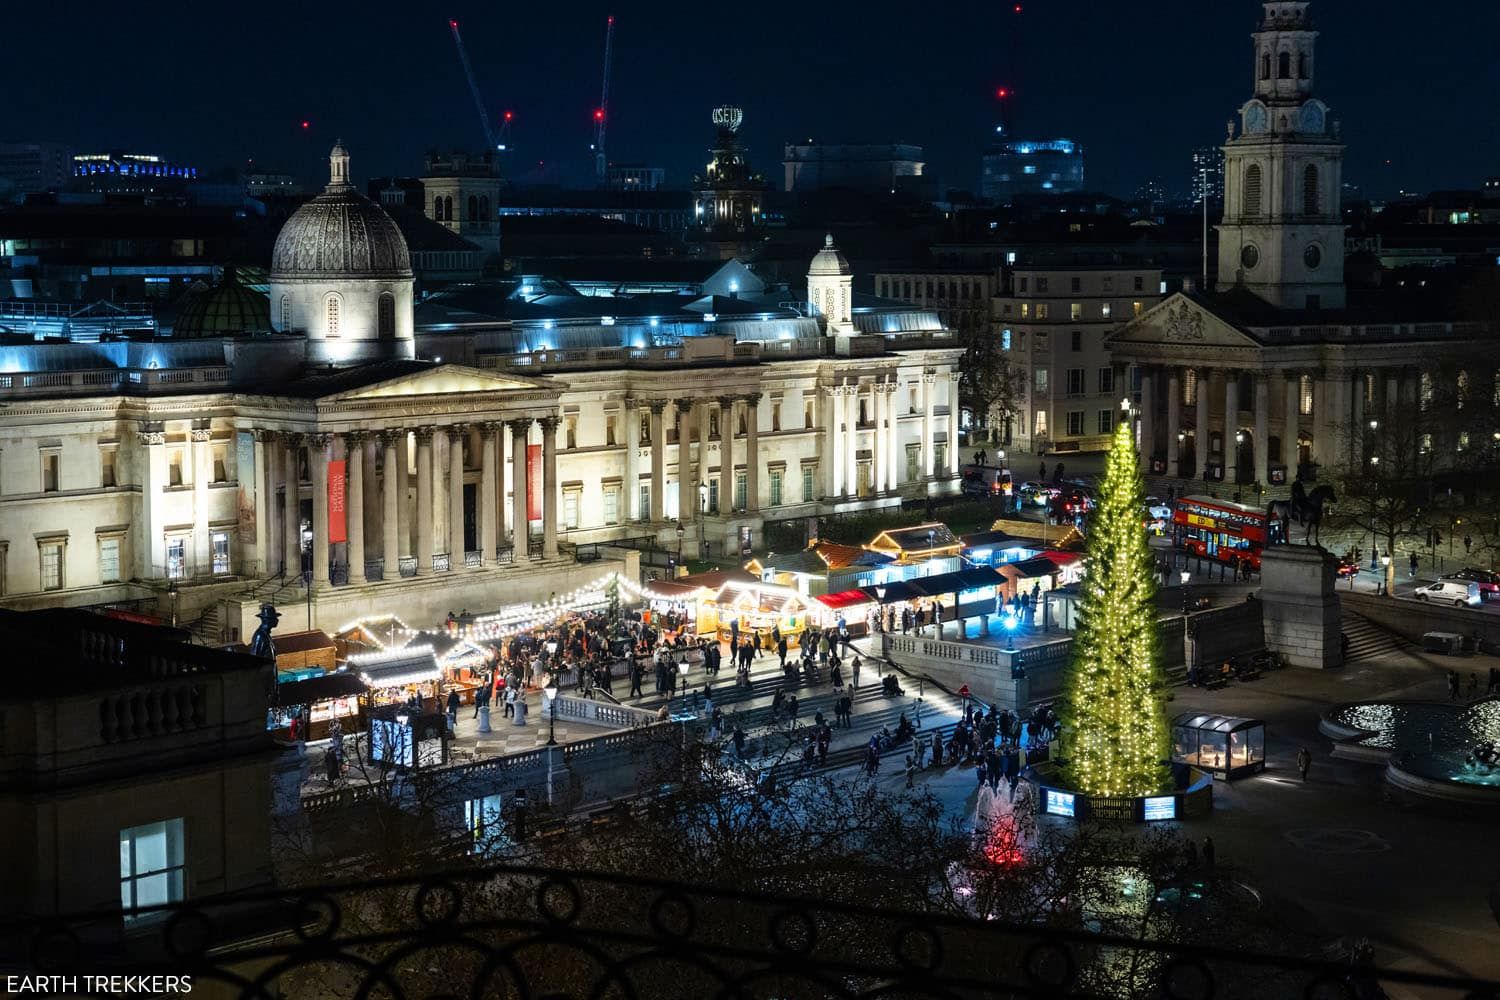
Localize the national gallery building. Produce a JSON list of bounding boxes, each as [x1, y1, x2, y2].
[[0, 145, 962, 636]]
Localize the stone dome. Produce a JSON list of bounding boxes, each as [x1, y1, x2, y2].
[[171, 268, 271, 338], [807, 233, 851, 276], [271, 143, 413, 281]]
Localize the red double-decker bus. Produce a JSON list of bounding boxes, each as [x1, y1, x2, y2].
[[1172, 495, 1284, 570]]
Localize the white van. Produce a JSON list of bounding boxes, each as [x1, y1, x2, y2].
[[1414, 580, 1481, 607]]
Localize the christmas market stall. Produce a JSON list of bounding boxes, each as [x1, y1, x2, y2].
[[1171, 713, 1266, 779], [367, 703, 449, 771], [268, 671, 367, 741], [350, 645, 443, 712], [866, 523, 963, 564], [333, 615, 410, 659], [748, 541, 895, 597], [697, 578, 810, 646]]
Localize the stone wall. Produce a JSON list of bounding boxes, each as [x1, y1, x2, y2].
[[1187, 600, 1266, 670]]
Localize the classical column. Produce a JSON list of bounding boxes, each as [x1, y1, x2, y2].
[[887, 381, 901, 490], [191, 426, 211, 575], [718, 395, 736, 513], [251, 430, 270, 576], [509, 419, 530, 551], [283, 434, 302, 579], [415, 427, 434, 575], [622, 398, 639, 521], [1194, 369, 1212, 480], [872, 382, 887, 492], [697, 400, 712, 509], [1165, 368, 1182, 477], [381, 431, 400, 578], [1223, 372, 1241, 483], [744, 393, 761, 512], [649, 401, 666, 522], [1350, 373, 1365, 466], [1138, 368, 1155, 467], [309, 433, 331, 585], [921, 372, 935, 478], [946, 373, 961, 477], [1284, 373, 1301, 474], [480, 423, 498, 562], [540, 416, 560, 559], [1253, 376, 1270, 487], [675, 399, 694, 519], [346, 431, 366, 583], [137, 425, 167, 579], [447, 424, 466, 565], [396, 432, 412, 558], [823, 386, 842, 498], [844, 382, 859, 497]]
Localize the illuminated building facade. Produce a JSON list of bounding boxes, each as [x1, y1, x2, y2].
[[980, 139, 1085, 203]]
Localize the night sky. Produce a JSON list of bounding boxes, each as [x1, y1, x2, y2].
[[9, 0, 1497, 199]]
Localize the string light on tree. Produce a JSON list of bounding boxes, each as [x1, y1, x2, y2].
[[1058, 418, 1170, 797]]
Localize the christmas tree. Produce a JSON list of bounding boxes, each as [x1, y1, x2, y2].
[[1059, 416, 1170, 797]]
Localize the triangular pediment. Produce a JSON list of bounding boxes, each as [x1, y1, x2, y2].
[[1106, 294, 1261, 349], [329, 365, 549, 401]]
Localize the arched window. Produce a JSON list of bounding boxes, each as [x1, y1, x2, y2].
[[378, 292, 395, 340], [478, 195, 489, 220], [1243, 163, 1263, 217], [434, 195, 443, 220], [467, 195, 478, 221], [325, 295, 341, 338], [1303, 163, 1320, 216], [1260, 52, 1271, 80], [279, 295, 291, 331], [1278, 52, 1292, 79]]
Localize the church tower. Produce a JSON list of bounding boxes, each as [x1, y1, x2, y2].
[[1216, 2, 1345, 310]]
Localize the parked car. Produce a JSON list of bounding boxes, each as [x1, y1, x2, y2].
[[1444, 567, 1500, 598], [1048, 489, 1094, 520], [1414, 579, 1482, 607], [1018, 481, 1060, 507], [1335, 558, 1360, 579], [960, 463, 1013, 498]]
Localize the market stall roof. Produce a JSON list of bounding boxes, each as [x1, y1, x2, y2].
[[749, 542, 893, 578], [715, 581, 806, 615], [271, 630, 334, 655], [640, 579, 706, 600], [1172, 712, 1265, 734], [905, 567, 1005, 597], [867, 522, 961, 560], [1037, 551, 1083, 568], [350, 646, 442, 689], [273, 671, 368, 707], [679, 568, 760, 591], [858, 580, 922, 604], [1001, 556, 1063, 580], [817, 541, 892, 570], [815, 589, 874, 611], [961, 529, 1024, 549]]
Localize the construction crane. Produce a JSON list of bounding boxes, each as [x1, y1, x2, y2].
[[448, 19, 498, 150], [592, 15, 615, 183]]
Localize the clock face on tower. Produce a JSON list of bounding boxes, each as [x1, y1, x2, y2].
[[1304, 244, 1322, 270], [1244, 102, 1268, 134], [1300, 102, 1326, 134], [1241, 244, 1260, 270]]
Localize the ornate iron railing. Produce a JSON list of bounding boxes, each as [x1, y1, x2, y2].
[[464, 550, 482, 568], [364, 559, 384, 581], [433, 553, 452, 573], [12, 864, 1496, 999], [398, 557, 418, 578], [493, 545, 514, 565]]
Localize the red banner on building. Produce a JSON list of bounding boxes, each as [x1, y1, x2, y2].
[[527, 444, 542, 522], [328, 459, 347, 543]]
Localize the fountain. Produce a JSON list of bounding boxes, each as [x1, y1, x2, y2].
[[1320, 698, 1500, 804]]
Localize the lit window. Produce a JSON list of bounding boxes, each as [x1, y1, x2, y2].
[[603, 488, 619, 525], [770, 470, 783, 507], [802, 466, 815, 502], [212, 532, 230, 574], [638, 483, 651, 520], [40, 541, 64, 591], [325, 296, 341, 338], [1132, 301, 1144, 317], [1001, 329, 1012, 351], [1184, 369, 1198, 405], [1035, 303, 1050, 319], [564, 493, 580, 530], [735, 472, 747, 511], [1299, 375, 1314, 416], [120, 819, 185, 923], [1101, 302, 1112, 319], [166, 537, 187, 580], [1034, 411, 1048, 437]]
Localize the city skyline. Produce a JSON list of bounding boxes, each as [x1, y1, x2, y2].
[[8, 0, 1498, 197]]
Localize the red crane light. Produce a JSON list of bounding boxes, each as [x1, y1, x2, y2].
[[504, 110, 514, 121], [996, 88, 1011, 99], [594, 109, 605, 121], [449, 19, 458, 27], [1013, 4, 1023, 12], [607, 15, 614, 24], [301, 120, 310, 129]]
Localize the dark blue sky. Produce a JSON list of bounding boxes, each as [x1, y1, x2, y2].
[[9, 0, 1497, 198]]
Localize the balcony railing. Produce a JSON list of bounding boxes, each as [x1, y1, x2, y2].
[[12, 865, 1490, 999], [398, 557, 418, 578], [433, 553, 451, 573], [364, 559, 384, 581], [463, 550, 482, 568], [493, 545, 515, 565]]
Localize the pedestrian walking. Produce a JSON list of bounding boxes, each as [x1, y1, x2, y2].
[[1296, 746, 1311, 781], [1448, 670, 1461, 700], [851, 656, 862, 689], [1468, 672, 1479, 700], [445, 688, 460, 728], [1409, 550, 1419, 578], [629, 661, 643, 698], [1202, 836, 1216, 873], [905, 754, 916, 789]]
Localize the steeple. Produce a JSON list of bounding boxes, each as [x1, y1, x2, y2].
[[1216, 0, 1345, 311], [328, 141, 352, 191]]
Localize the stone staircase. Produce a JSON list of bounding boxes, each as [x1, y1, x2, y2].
[[1339, 610, 1416, 663]]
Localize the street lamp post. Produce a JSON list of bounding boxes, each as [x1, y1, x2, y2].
[[1180, 569, 1192, 615], [544, 680, 559, 745], [675, 522, 685, 574], [697, 482, 708, 561], [1381, 554, 1392, 598]]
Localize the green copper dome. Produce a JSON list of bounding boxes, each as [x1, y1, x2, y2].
[[171, 268, 272, 338]]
